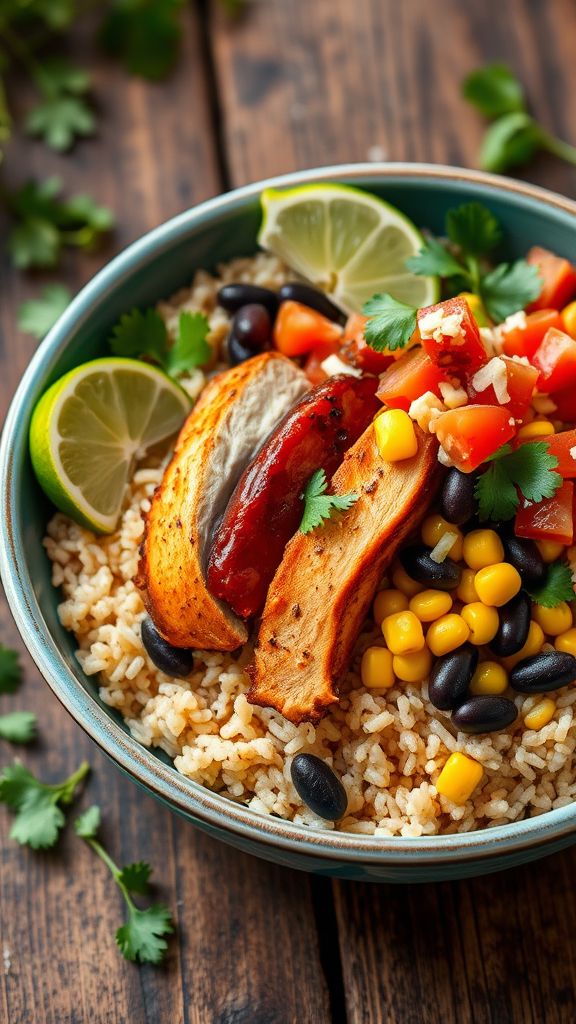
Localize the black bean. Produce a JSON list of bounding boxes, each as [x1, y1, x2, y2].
[[218, 283, 279, 318], [452, 696, 518, 734], [428, 644, 479, 711], [510, 651, 576, 693], [290, 753, 348, 821], [490, 591, 531, 657], [228, 333, 257, 366], [399, 545, 461, 591], [232, 303, 272, 352], [141, 617, 194, 678], [278, 282, 347, 325], [502, 535, 546, 587], [440, 468, 477, 525]]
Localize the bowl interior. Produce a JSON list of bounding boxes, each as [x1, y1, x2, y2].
[[4, 164, 576, 857]]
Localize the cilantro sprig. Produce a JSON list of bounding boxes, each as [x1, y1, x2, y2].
[[462, 64, 576, 174], [18, 284, 72, 340], [527, 563, 575, 609], [110, 308, 211, 378], [0, 760, 89, 849], [26, 59, 95, 152], [363, 294, 417, 352], [75, 806, 174, 964], [0, 644, 37, 744], [0, 645, 22, 694], [299, 469, 358, 534], [474, 442, 562, 522]]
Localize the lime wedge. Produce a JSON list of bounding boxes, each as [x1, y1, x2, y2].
[[259, 183, 439, 312], [30, 358, 190, 533]]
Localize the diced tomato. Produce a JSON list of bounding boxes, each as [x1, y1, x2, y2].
[[535, 429, 576, 479], [501, 309, 564, 359], [466, 356, 539, 421], [340, 313, 395, 374], [417, 297, 487, 379], [515, 480, 574, 546], [302, 340, 341, 385], [434, 405, 516, 473], [526, 246, 576, 312], [376, 348, 445, 412], [273, 301, 342, 357], [531, 328, 576, 393], [551, 386, 576, 424]]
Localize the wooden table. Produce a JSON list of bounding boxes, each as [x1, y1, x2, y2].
[[2, 2, 576, 1021]]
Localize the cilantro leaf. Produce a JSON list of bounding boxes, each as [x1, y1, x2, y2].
[[6, 179, 113, 269], [100, 0, 184, 81], [0, 711, 37, 744], [462, 64, 525, 119], [118, 861, 152, 895], [0, 760, 89, 849], [0, 645, 22, 694], [527, 563, 575, 609], [480, 111, 543, 173], [116, 905, 174, 964], [74, 804, 101, 839], [406, 237, 464, 278], [60, 194, 114, 234], [480, 259, 542, 322], [166, 312, 211, 375], [36, 59, 90, 97], [363, 293, 417, 352], [109, 308, 168, 362], [26, 95, 95, 151], [18, 284, 72, 339], [446, 202, 502, 255], [8, 219, 61, 269], [475, 442, 562, 521], [299, 469, 358, 534]]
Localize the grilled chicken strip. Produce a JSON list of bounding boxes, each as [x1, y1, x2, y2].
[[136, 352, 309, 650], [248, 424, 440, 723]]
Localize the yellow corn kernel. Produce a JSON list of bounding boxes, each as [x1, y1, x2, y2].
[[524, 697, 556, 730], [458, 292, 491, 327], [532, 601, 573, 636], [470, 661, 509, 696], [516, 420, 555, 439], [562, 300, 576, 338], [555, 627, 576, 656], [421, 514, 464, 561], [502, 620, 545, 669], [474, 563, 522, 607], [461, 602, 499, 645], [393, 647, 433, 683], [457, 568, 479, 604], [373, 589, 409, 624], [426, 613, 470, 656], [436, 752, 483, 804], [392, 563, 424, 597], [409, 589, 453, 623], [361, 646, 395, 689], [381, 610, 425, 655], [462, 529, 505, 571], [536, 540, 565, 563], [374, 409, 418, 462]]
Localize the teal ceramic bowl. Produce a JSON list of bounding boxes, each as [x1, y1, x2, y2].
[[2, 164, 576, 882]]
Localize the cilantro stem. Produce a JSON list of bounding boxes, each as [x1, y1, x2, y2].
[[464, 254, 482, 294], [540, 130, 576, 167], [84, 835, 138, 913], [45, 759, 90, 796]]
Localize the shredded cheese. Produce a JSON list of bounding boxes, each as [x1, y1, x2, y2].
[[570, 446, 576, 461], [418, 308, 464, 344], [438, 381, 468, 409], [408, 391, 446, 432], [320, 354, 362, 378], [430, 532, 459, 563], [471, 357, 510, 404]]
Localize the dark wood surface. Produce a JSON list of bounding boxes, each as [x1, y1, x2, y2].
[[1, 2, 576, 1022]]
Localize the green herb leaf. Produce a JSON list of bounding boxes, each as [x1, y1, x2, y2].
[[7, 179, 113, 269], [527, 562, 575, 609], [36, 59, 90, 98], [480, 259, 543, 322], [118, 861, 153, 895], [0, 712, 37, 744], [363, 293, 417, 352], [406, 237, 464, 278], [26, 95, 95, 151], [166, 312, 211, 375], [462, 64, 525, 118], [480, 111, 543, 173], [0, 760, 89, 849], [18, 284, 72, 339], [0, 645, 22, 694], [8, 219, 61, 269], [116, 904, 174, 964], [74, 804, 101, 839], [446, 202, 502, 256], [475, 442, 563, 522], [100, 0, 184, 81], [299, 469, 358, 535], [109, 308, 168, 363]]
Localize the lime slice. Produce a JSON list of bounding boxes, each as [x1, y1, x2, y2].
[[259, 183, 439, 312], [30, 357, 190, 533]]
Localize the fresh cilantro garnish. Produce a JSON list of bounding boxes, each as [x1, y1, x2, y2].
[[362, 293, 417, 352], [0, 645, 22, 694], [405, 201, 541, 322], [474, 442, 562, 522], [0, 760, 89, 849], [0, 711, 37, 744], [299, 469, 358, 534], [75, 805, 174, 964], [26, 59, 95, 151], [100, 0, 185, 81], [110, 308, 211, 378], [7, 178, 113, 269], [462, 64, 576, 173], [527, 563, 575, 609], [18, 284, 72, 339]]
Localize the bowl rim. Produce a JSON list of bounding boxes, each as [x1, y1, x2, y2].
[[3, 161, 576, 866]]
